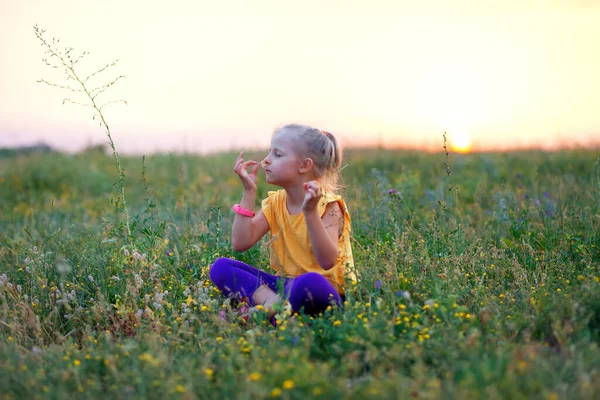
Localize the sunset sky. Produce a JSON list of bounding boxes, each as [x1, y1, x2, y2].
[[1, 0, 599, 154]]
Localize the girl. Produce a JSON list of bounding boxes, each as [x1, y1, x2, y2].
[[210, 124, 356, 318]]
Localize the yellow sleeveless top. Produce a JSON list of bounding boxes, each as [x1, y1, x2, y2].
[[261, 189, 356, 294]]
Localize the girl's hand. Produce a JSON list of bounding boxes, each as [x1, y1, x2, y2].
[[233, 151, 259, 192], [302, 180, 322, 213]]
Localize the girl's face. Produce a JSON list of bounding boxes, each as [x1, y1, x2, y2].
[[261, 132, 304, 187]]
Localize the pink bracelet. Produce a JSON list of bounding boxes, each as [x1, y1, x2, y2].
[[232, 204, 255, 217]]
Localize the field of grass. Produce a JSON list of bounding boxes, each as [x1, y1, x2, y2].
[[0, 146, 599, 399]]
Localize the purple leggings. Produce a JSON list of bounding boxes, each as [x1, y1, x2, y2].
[[209, 258, 342, 315]]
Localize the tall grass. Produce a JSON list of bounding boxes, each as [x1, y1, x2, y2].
[[0, 146, 598, 399], [34, 25, 130, 238]]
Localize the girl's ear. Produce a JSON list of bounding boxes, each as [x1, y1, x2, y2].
[[299, 157, 314, 174]]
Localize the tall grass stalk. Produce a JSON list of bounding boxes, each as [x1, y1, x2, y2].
[[34, 25, 131, 239]]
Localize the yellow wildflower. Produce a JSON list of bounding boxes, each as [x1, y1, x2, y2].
[[249, 372, 261, 381], [283, 380, 295, 389]]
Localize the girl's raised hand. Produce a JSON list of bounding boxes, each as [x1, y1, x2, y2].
[[233, 151, 259, 192], [302, 180, 322, 213]]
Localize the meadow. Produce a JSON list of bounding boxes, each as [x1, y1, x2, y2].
[[0, 146, 598, 399]]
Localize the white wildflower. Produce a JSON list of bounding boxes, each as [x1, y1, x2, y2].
[[56, 260, 71, 276], [134, 274, 143, 289]]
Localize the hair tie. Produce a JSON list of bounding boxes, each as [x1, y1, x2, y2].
[[320, 130, 328, 136]]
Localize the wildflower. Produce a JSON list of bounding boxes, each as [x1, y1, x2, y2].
[[283, 380, 295, 389], [271, 388, 282, 397], [73, 359, 81, 366], [396, 291, 411, 300], [204, 368, 214, 379], [138, 353, 160, 367], [175, 385, 185, 393], [134, 274, 143, 289], [56, 260, 71, 276], [185, 295, 196, 306], [547, 392, 559, 400], [517, 360, 528, 372], [249, 372, 261, 381], [375, 280, 382, 290]]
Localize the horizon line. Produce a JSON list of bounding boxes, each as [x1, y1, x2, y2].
[[2, 139, 600, 156]]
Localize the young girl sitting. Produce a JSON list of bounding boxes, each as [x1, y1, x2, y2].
[[210, 124, 356, 318]]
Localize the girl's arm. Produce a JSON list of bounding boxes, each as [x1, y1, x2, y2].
[[231, 151, 270, 251], [231, 193, 270, 252], [304, 201, 342, 270]]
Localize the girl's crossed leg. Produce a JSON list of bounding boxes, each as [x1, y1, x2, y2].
[[285, 272, 342, 315], [209, 258, 281, 306], [209, 258, 342, 315]]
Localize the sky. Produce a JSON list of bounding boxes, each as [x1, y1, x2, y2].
[[1, 0, 599, 154]]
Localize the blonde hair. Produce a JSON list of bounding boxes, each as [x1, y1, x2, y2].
[[274, 123, 343, 193]]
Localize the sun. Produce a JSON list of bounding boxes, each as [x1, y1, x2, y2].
[[449, 132, 473, 153]]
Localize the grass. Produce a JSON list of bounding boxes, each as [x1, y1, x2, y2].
[[0, 146, 599, 399]]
